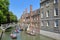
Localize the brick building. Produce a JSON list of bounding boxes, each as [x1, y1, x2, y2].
[[20, 5, 40, 33]]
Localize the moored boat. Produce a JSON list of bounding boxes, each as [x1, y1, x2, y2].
[[10, 33, 17, 39]]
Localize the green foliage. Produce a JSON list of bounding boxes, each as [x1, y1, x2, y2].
[[9, 11, 17, 23], [0, 0, 17, 25]]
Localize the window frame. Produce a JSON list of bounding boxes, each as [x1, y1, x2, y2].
[[54, 8, 58, 16], [54, 0, 58, 4], [46, 21, 49, 26], [54, 20, 58, 27], [46, 10, 49, 17], [41, 12, 44, 18], [41, 21, 44, 26]]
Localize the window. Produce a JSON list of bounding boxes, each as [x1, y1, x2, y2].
[[41, 12, 43, 18], [46, 1, 49, 4], [41, 21, 43, 26], [46, 1, 49, 6], [39, 11, 40, 13], [40, 6, 43, 8], [39, 11, 40, 14], [40, 4, 44, 8], [37, 18, 38, 20], [23, 19, 25, 21], [54, 20, 58, 27], [54, 0, 58, 4], [40, 0, 42, 1], [47, 21, 49, 26], [36, 24, 37, 27], [46, 10, 49, 17], [54, 8, 58, 16], [33, 18, 35, 20]]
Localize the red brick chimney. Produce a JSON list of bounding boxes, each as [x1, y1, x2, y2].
[[30, 5, 33, 30], [30, 5, 32, 12], [30, 5, 32, 15]]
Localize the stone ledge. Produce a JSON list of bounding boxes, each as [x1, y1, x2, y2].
[[40, 30, 60, 40]]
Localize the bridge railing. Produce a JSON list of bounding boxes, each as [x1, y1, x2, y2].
[[0, 23, 17, 30]]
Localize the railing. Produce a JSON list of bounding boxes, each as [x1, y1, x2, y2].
[[0, 23, 17, 31]]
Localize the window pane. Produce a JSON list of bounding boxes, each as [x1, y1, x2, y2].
[[56, 20, 58, 26], [47, 21, 49, 26], [46, 10, 49, 17], [56, 8, 58, 15], [54, 8, 58, 16], [54, 20, 58, 27], [41, 21, 43, 26], [54, 0, 58, 4], [55, 0, 58, 3], [41, 12, 43, 18]]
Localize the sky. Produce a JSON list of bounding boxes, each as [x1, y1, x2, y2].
[[9, 0, 40, 19]]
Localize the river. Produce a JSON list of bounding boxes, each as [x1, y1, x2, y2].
[[1, 31, 56, 40], [1, 26, 56, 40]]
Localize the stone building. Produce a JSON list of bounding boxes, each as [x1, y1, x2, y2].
[[40, 0, 60, 33]]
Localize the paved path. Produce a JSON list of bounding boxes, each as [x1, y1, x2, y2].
[[40, 30, 60, 40]]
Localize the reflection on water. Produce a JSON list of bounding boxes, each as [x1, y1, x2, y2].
[[2, 32, 21, 40], [1, 30, 55, 40], [2, 31, 40, 40], [20, 31, 40, 40]]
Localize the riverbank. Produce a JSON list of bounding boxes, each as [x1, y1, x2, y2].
[[0, 30, 2, 35], [1, 30, 56, 40], [0, 26, 56, 40], [40, 30, 60, 40]]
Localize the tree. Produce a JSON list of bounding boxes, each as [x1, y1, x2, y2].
[[0, 10, 3, 25], [9, 11, 17, 23], [0, 0, 17, 25]]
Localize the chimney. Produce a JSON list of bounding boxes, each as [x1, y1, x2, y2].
[[30, 5, 32, 12], [25, 8, 28, 13], [30, 5, 33, 28], [30, 5, 32, 16]]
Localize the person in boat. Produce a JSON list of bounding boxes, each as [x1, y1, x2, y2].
[[10, 32, 17, 39]]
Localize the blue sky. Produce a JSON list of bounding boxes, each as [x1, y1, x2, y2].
[[9, 0, 40, 19]]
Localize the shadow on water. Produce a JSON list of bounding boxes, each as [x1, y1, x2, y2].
[[1, 27, 21, 40], [2, 32, 21, 40]]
